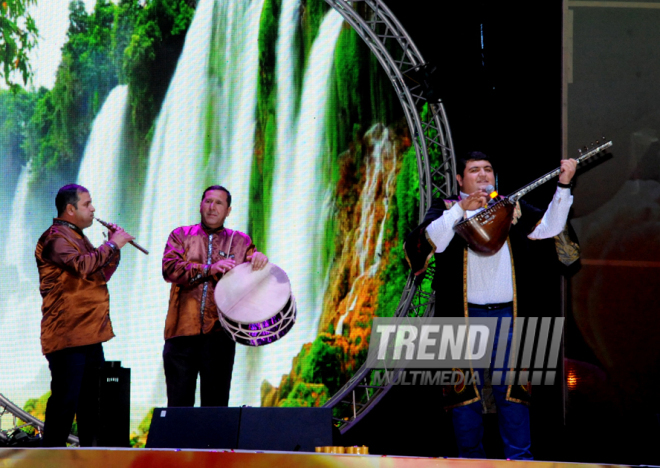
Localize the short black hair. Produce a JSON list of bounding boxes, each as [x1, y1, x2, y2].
[[201, 185, 232, 206], [456, 151, 493, 178], [55, 184, 89, 217]]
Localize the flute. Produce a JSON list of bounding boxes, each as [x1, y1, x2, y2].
[[94, 217, 149, 255]]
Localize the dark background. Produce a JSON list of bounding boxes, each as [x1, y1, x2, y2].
[[341, 1, 660, 465], [383, 0, 564, 207]]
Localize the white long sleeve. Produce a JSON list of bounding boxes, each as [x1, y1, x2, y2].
[[424, 187, 574, 305], [425, 202, 465, 253], [528, 187, 573, 239]]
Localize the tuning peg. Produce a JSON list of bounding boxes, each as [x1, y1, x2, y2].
[[595, 139, 599, 144], [578, 148, 583, 154]]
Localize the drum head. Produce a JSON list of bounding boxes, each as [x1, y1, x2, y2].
[[214, 262, 291, 323]]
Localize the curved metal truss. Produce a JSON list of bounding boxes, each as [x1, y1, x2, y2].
[[322, 0, 456, 433], [0, 393, 79, 446]]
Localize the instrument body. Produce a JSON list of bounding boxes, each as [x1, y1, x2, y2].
[[214, 262, 296, 346], [453, 199, 515, 255], [452, 140, 612, 255]]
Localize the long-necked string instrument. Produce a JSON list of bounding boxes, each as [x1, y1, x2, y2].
[[453, 140, 613, 256], [94, 217, 149, 255]]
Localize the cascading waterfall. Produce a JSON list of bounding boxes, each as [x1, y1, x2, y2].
[[124, 0, 264, 419], [359, 125, 396, 276], [208, 0, 264, 231], [4, 163, 33, 283], [255, 9, 345, 399], [76, 84, 136, 353], [335, 125, 397, 336], [77, 85, 129, 244], [274, 0, 300, 172], [124, 0, 216, 422], [229, 0, 302, 406], [0, 160, 48, 398]]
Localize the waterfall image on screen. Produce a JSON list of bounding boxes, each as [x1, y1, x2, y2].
[[0, 0, 420, 443]]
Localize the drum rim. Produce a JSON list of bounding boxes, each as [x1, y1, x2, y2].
[[219, 296, 297, 346]]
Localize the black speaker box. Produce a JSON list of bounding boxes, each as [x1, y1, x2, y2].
[[96, 361, 130, 447], [146, 407, 241, 449], [238, 407, 332, 452], [145, 407, 332, 451]]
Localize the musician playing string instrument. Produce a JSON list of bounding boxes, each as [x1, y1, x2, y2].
[[36, 184, 134, 447], [405, 152, 578, 460], [161, 185, 268, 407]]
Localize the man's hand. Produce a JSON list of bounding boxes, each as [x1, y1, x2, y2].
[[210, 258, 236, 276], [459, 190, 488, 211], [558, 158, 577, 185], [108, 226, 135, 249], [247, 251, 268, 270]]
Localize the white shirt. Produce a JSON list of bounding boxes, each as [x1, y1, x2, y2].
[[425, 187, 573, 304]]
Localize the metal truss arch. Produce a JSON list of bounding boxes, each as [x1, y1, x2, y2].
[[0, 393, 79, 446], [322, 0, 456, 433]]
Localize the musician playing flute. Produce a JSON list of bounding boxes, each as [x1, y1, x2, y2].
[[405, 152, 579, 460], [161, 185, 268, 407], [35, 184, 134, 447]]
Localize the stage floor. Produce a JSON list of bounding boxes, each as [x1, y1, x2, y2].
[[0, 448, 634, 468]]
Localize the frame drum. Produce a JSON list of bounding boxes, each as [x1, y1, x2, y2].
[[214, 262, 296, 346]]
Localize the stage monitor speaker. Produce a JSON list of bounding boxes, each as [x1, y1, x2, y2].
[[95, 361, 130, 447], [237, 407, 332, 452], [145, 407, 241, 449]]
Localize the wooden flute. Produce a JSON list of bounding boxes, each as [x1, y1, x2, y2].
[[94, 217, 149, 255]]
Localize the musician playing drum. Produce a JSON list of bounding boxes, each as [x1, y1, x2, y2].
[[161, 185, 268, 407], [406, 152, 578, 460]]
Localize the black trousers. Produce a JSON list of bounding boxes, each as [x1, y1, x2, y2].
[[42, 343, 105, 447], [163, 332, 236, 407]]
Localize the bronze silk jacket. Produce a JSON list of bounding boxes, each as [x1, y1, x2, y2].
[[162, 224, 255, 340], [36, 219, 120, 355]]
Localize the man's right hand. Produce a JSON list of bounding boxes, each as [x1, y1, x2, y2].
[[459, 190, 488, 211], [209, 258, 236, 276], [109, 227, 135, 249]]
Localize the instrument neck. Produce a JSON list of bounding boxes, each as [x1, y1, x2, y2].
[[507, 141, 611, 202], [508, 167, 562, 202]]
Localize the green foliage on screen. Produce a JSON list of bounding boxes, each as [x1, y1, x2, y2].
[[0, 88, 39, 165], [0, 0, 39, 89], [376, 143, 420, 319], [122, 0, 194, 152], [249, 0, 282, 253], [23, 0, 118, 185], [6, 0, 195, 190]]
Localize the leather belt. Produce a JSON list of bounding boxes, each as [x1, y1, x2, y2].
[[467, 301, 513, 311]]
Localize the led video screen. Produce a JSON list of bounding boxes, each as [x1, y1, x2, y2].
[[0, 0, 419, 442]]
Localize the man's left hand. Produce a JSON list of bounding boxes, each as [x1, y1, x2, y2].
[[247, 251, 269, 270], [558, 158, 577, 185]]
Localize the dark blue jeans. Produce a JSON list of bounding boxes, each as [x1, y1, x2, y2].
[[43, 343, 105, 447], [451, 305, 532, 460]]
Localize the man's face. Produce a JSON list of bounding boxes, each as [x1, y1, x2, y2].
[[456, 159, 495, 195], [200, 189, 232, 229], [70, 191, 95, 229]]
